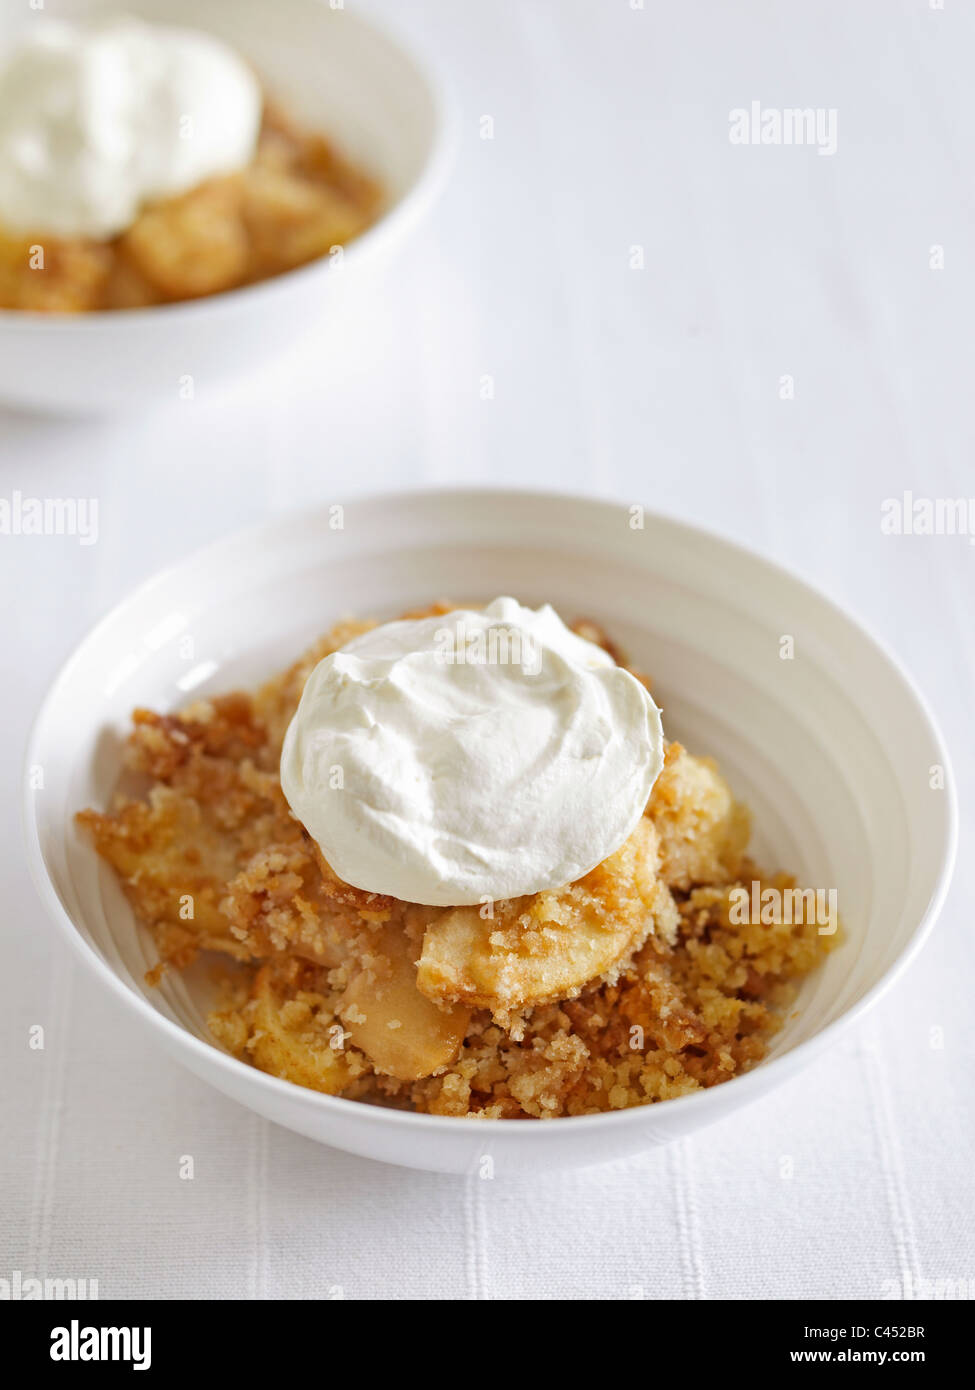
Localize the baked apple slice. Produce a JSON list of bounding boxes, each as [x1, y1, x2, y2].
[[416, 820, 670, 1016], [239, 962, 352, 1096], [338, 921, 470, 1082], [646, 744, 750, 890]]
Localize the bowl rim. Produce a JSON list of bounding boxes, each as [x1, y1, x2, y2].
[[22, 485, 960, 1139], [0, 3, 457, 330]]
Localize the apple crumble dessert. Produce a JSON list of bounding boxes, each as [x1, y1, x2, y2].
[[0, 19, 382, 312], [77, 604, 837, 1119]]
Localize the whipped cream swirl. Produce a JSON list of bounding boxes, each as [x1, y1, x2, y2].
[[0, 17, 261, 239], [281, 598, 665, 906]]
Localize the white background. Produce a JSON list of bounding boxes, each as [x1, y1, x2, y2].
[[2, 0, 973, 1299]]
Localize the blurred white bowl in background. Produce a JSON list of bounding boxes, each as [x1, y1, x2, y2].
[[23, 489, 957, 1173], [0, 0, 452, 413]]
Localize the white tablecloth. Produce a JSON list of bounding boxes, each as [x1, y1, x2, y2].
[[3, 0, 973, 1300]]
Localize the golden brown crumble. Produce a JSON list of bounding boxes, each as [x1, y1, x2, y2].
[[77, 607, 837, 1118]]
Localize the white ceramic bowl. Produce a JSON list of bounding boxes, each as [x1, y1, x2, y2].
[[0, 0, 451, 414], [24, 489, 957, 1173]]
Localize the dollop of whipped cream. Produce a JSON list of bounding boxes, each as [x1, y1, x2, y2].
[[281, 598, 665, 906], [0, 17, 261, 239]]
